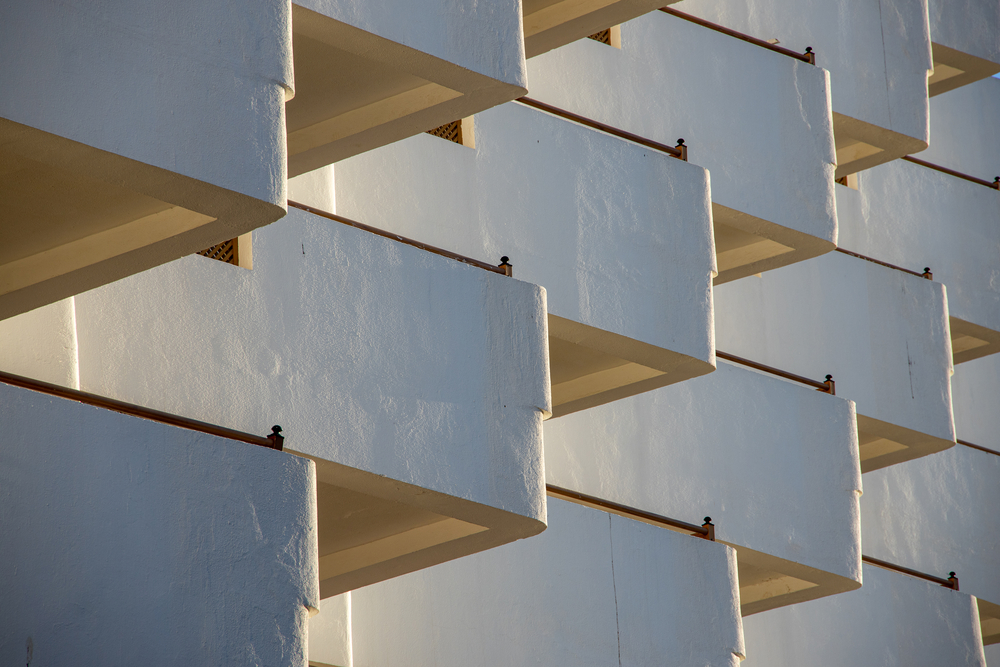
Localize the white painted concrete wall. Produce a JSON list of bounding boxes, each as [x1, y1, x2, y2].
[[309, 593, 352, 667], [0, 298, 78, 388], [334, 101, 716, 368], [543, 361, 862, 590], [296, 0, 526, 87], [674, 0, 932, 147], [929, 0, 1000, 68], [987, 643, 1000, 666], [0, 0, 291, 205], [0, 382, 318, 666], [952, 354, 1000, 453], [524, 12, 837, 253], [841, 159, 1000, 337], [921, 77, 1000, 179], [740, 564, 987, 667], [713, 251, 956, 461], [860, 444, 1000, 617], [73, 206, 550, 525], [349, 498, 745, 667]]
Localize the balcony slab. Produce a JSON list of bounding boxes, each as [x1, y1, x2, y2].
[[927, 0, 1000, 96]]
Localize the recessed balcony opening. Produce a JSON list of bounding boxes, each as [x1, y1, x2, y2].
[[928, 43, 1000, 97], [950, 316, 1000, 364], [586, 25, 621, 48], [195, 233, 253, 269], [547, 315, 711, 418], [711, 204, 832, 284], [832, 113, 927, 178], [856, 415, 954, 473], [287, 6, 520, 176]]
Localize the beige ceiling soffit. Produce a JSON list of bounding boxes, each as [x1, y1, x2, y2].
[[979, 598, 1000, 645], [929, 43, 1000, 97], [524, 0, 619, 37], [287, 83, 462, 155], [832, 113, 927, 178], [855, 414, 954, 472], [552, 362, 664, 406], [735, 546, 860, 616], [0, 207, 215, 297], [318, 517, 488, 582], [950, 316, 1000, 364]]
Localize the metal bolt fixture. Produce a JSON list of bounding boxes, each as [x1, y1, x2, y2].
[[818, 374, 836, 396], [701, 516, 716, 541], [946, 571, 959, 591], [499, 256, 513, 277], [993, 177, 999, 190], [267, 425, 284, 451], [675, 138, 688, 162], [922, 267, 933, 280], [804, 46, 816, 65]]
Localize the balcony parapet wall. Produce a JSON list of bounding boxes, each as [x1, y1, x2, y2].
[[71, 207, 551, 598], [920, 77, 1000, 189], [335, 101, 716, 416], [0, 0, 292, 320], [525, 11, 837, 283], [674, 0, 932, 177], [714, 251, 956, 471], [543, 361, 863, 614], [347, 498, 746, 667], [0, 383, 319, 665], [739, 564, 987, 666], [927, 0, 1000, 96]]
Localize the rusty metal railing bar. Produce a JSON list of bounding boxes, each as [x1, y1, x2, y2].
[[716, 350, 834, 394], [902, 156, 1000, 190], [288, 201, 511, 276], [862, 555, 959, 590], [957, 439, 1000, 457], [0, 369, 282, 450], [834, 248, 929, 279], [516, 96, 687, 160], [659, 7, 815, 64], [547, 483, 714, 539]]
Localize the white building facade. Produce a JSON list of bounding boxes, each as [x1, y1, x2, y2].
[[1, 1, 998, 666]]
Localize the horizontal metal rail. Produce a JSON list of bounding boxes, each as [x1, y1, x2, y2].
[[902, 155, 1000, 190], [547, 483, 714, 540], [716, 350, 835, 394], [288, 201, 512, 276], [862, 555, 959, 590], [516, 96, 687, 160], [659, 7, 815, 64], [0, 369, 282, 450], [957, 439, 1000, 457], [834, 247, 930, 279]]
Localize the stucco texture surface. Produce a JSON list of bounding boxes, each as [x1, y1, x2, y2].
[[928, 0, 1000, 66], [951, 354, 1000, 453], [0, 383, 318, 666], [714, 251, 955, 447], [543, 361, 862, 583], [740, 564, 986, 666], [294, 0, 526, 87], [0, 298, 79, 387], [921, 77, 1000, 179], [860, 444, 1000, 610], [73, 207, 550, 523], [0, 0, 290, 204], [675, 0, 932, 143], [525, 11, 837, 248], [350, 498, 745, 667], [841, 160, 1000, 334], [334, 101, 715, 362]]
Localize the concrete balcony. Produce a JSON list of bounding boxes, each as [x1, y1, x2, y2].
[[335, 101, 716, 417], [0, 381, 318, 665], [286, 0, 527, 176], [952, 355, 1000, 455], [0, 0, 292, 321], [315, 498, 745, 667], [543, 361, 863, 615], [739, 564, 987, 666], [523, 0, 679, 57], [927, 0, 1000, 96], [838, 156, 1000, 362], [525, 10, 837, 283], [674, 0, 932, 177], [861, 443, 1000, 645], [714, 251, 956, 471], [67, 206, 551, 599]]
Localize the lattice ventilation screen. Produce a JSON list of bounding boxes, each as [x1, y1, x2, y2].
[[426, 120, 463, 144], [588, 29, 612, 44], [197, 238, 239, 265]]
